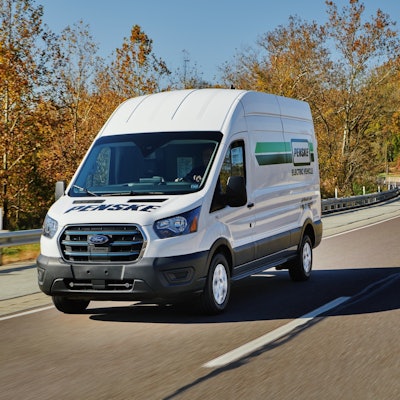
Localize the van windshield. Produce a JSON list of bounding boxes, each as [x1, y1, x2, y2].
[[69, 131, 222, 197]]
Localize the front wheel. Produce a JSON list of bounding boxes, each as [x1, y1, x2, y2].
[[52, 296, 90, 314], [199, 253, 231, 314], [289, 234, 313, 282]]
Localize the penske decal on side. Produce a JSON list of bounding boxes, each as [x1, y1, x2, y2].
[[64, 204, 161, 214]]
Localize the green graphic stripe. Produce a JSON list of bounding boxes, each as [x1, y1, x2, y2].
[[255, 142, 288, 153]]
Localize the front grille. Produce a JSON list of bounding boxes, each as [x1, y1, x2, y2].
[[59, 224, 145, 263]]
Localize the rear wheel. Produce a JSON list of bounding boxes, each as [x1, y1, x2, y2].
[[200, 253, 231, 314], [289, 234, 313, 281], [52, 296, 90, 314]]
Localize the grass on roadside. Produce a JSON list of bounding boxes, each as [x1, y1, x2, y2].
[[1, 243, 40, 265]]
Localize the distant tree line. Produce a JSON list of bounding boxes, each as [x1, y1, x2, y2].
[[1, 0, 400, 229]]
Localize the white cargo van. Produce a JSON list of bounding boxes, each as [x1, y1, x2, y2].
[[37, 89, 322, 314]]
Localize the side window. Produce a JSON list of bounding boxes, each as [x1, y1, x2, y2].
[[211, 140, 246, 212]]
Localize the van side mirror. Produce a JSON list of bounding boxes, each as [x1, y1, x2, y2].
[[55, 181, 66, 201], [226, 176, 247, 207]]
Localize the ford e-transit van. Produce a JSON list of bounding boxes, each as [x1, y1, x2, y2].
[[37, 89, 322, 314]]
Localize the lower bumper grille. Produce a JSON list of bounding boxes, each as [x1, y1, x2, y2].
[[65, 279, 134, 291]]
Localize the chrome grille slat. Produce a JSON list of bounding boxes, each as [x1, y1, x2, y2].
[[64, 229, 140, 236], [64, 251, 139, 257], [61, 240, 142, 247], [110, 241, 142, 246], [59, 224, 145, 263]]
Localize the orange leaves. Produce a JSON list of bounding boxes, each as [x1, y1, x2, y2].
[[111, 24, 170, 99]]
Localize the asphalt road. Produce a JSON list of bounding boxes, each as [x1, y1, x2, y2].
[[0, 200, 399, 399]]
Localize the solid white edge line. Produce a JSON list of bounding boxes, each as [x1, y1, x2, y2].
[[203, 296, 350, 369], [0, 305, 54, 321]]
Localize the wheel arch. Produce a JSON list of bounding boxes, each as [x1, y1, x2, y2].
[[207, 238, 234, 276], [299, 218, 317, 248]]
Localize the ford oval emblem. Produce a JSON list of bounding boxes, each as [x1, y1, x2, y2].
[[88, 234, 109, 245]]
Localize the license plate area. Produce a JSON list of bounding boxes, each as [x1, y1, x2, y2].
[[72, 265, 124, 280]]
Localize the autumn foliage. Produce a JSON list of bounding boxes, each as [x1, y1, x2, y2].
[[1, 0, 400, 229]]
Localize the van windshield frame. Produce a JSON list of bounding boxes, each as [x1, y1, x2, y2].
[[69, 131, 223, 197]]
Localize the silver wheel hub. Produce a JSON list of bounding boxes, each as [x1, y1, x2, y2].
[[212, 263, 228, 305], [302, 242, 312, 273]]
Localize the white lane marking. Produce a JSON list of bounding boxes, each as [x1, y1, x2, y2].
[[0, 305, 54, 321], [203, 296, 350, 368]]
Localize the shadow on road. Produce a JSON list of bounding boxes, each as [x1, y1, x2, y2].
[[88, 267, 400, 324]]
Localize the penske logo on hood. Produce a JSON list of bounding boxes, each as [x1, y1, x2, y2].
[[64, 203, 161, 214]]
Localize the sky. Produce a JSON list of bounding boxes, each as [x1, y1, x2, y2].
[[38, 0, 400, 84]]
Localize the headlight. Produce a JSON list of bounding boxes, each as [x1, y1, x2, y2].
[[154, 207, 201, 239], [42, 214, 58, 239]]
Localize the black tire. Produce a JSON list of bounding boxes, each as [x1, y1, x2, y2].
[[52, 296, 90, 314], [289, 234, 313, 282], [199, 253, 231, 314]]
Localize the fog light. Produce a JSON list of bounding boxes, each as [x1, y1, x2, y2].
[[37, 268, 45, 283]]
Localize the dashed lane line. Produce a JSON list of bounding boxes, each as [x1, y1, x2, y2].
[[0, 305, 54, 321], [0, 292, 52, 320], [203, 296, 350, 368]]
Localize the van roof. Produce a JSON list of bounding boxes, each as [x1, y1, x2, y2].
[[99, 89, 311, 136]]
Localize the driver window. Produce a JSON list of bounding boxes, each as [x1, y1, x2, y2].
[[211, 140, 246, 212]]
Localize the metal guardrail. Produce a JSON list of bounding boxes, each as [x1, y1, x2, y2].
[[321, 188, 400, 214], [0, 188, 399, 250], [0, 229, 42, 249]]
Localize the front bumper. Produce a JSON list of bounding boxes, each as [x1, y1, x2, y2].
[[37, 251, 209, 302]]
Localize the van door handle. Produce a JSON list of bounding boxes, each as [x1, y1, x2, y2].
[[247, 203, 254, 209]]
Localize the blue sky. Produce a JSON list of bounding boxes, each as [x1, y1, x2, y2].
[[39, 0, 400, 83]]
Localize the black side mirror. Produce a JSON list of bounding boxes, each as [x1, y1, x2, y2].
[[55, 181, 66, 201], [226, 176, 247, 207]]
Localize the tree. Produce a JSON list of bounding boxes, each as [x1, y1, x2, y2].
[[40, 20, 104, 180], [369, 62, 400, 175], [221, 16, 330, 98], [110, 24, 170, 98], [170, 49, 209, 89], [324, 0, 399, 194], [0, 0, 51, 229]]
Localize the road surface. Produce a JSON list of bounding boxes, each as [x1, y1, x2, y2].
[[0, 199, 399, 399]]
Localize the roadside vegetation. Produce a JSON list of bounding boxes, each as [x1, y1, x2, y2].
[[1, 0, 400, 230], [0, 244, 40, 265]]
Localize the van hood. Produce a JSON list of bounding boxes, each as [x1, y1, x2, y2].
[[47, 194, 202, 227]]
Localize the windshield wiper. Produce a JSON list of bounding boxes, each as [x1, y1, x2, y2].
[[72, 184, 99, 197], [102, 191, 138, 196]]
